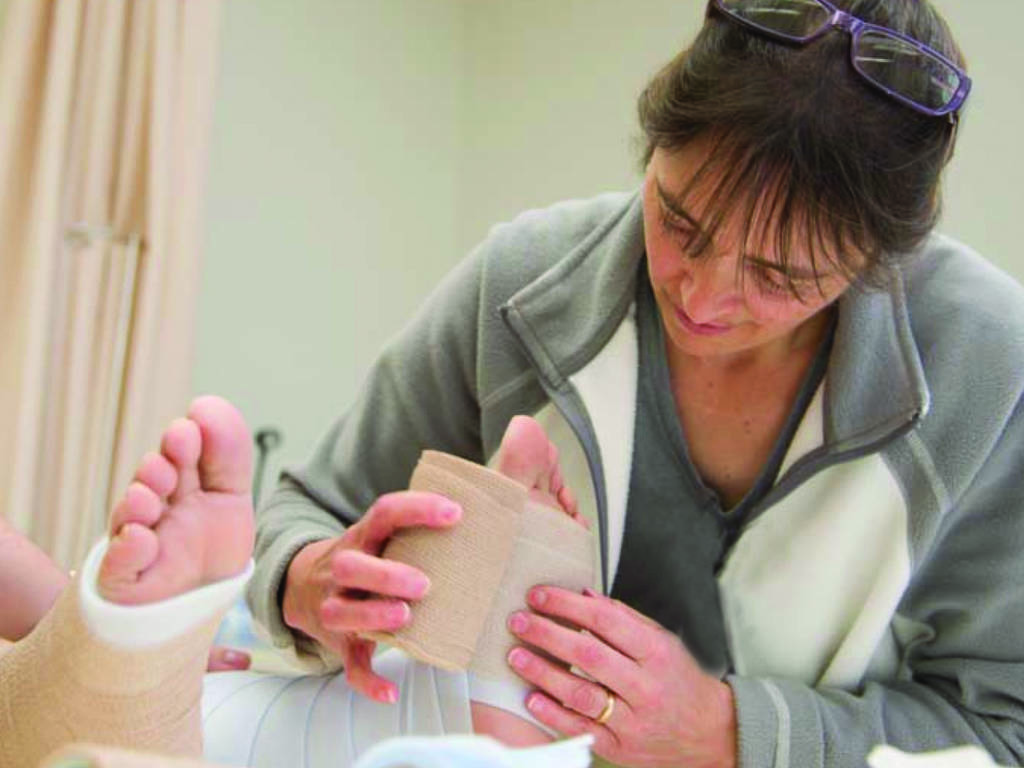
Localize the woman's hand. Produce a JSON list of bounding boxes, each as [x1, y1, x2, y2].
[[281, 491, 462, 703], [506, 586, 737, 768]]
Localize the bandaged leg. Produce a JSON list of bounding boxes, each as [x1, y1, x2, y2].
[[0, 542, 249, 768]]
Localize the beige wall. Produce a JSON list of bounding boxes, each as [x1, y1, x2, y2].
[[194, 0, 1024, 488], [928, 0, 1024, 275], [193, 0, 463, 486], [457, 0, 697, 252]]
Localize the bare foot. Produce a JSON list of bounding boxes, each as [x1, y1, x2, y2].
[[97, 396, 254, 605], [496, 415, 585, 528]]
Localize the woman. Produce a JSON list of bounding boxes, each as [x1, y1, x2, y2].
[[254, 1, 1024, 767]]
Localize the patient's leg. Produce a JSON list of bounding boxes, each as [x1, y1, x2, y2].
[[0, 396, 253, 767], [470, 415, 583, 746]]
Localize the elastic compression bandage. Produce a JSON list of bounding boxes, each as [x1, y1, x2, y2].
[[362, 451, 596, 690], [0, 578, 224, 767]]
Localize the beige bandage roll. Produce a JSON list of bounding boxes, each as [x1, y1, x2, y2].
[[41, 744, 219, 768], [363, 451, 596, 681], [0, 581, 222, 768]]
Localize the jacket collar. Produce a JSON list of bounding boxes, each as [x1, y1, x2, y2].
[[500, 192, 645, 390], [826, 269, 930, 454]]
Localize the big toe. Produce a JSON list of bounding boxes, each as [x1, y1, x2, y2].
[[497, 415, 562, 496], [187, 395, 253, 495]]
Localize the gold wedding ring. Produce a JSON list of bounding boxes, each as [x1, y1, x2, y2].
[[595, 690, 616, 725]]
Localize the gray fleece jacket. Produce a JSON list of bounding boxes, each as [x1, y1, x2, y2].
[[250, 190, 1024, 768]]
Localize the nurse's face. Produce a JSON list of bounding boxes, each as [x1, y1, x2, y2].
[[642, 145, 855, 364]]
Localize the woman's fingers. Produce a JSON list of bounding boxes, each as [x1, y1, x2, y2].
[[205, 645, 251, 672], [507, 609, 641, 703], [357, 491, 462, 552], [319, 594, 413, 633], [528, 586, 660, 662], [522, 691, 621, 756], [343, 638, 398, 704], [508, 646, 632, 727], [331, 549, 430, 600]]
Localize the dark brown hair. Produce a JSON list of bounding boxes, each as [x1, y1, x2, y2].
[[638, 0, 967, 294]]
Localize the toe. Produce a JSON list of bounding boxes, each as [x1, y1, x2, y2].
[[187, 395, 253, 495], [498, 415, 584, 520], [161, 418, 202, 499], [133, 451, 178, 498], [98, 523, 160, 601], [109, 482, 164, 535], [497, 415, 551, 487]]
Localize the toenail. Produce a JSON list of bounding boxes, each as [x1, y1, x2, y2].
[[441, 502, 461, 521]]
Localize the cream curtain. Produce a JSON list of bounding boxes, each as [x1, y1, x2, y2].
[[0, 0, 223, 569]]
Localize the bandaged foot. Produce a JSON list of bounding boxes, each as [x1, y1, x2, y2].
[[0, 396, 254, 768], [362, 416, 595, 710]]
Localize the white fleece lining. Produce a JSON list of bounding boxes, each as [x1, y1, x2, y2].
[[569, 305, 639, 589], [79, 539, 253, 649], [720, 451, 910, 689], [776, 382, 826, 479]]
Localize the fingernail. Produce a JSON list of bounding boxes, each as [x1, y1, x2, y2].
[[413, 576, 431, 597], [529, 588, 547, 607], [508, 612, 528, 634], [391, 603, 411, 625], [508, 648, 528, 669], [441, 502, 461, 522]]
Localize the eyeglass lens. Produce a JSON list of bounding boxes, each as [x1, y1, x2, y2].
[[853, 30, 961, 111], [718, 0, 831, 40]]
